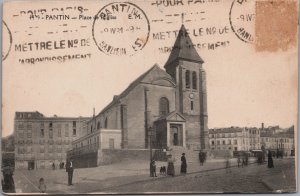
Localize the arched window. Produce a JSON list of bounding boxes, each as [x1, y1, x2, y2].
[[104, 117, 108, 128], [159, 97, 169, 116], [192, 71, 197, 90], [97, 121, 101, 130], [185, 70, 190, 89]]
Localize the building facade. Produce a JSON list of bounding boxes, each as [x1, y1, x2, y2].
[[14, 111, 90, 169], [260, 126, 295, 156], [209, 124, 294, 156], [209, 127, 249, 151]]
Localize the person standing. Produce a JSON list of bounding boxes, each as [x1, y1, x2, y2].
[[38, 178, 46, 193], [167, 154, 175, 176], [151, 160, 157, 177], [237, 155, 241, 167], [180, 153, 187, 174], [268, 150, 274, 168], [225, 157, 231, 173], [199, 150, 205, 166], [66, 159, 74, 185], [1, 163, 15, 193], [149, 160, 153, 177]]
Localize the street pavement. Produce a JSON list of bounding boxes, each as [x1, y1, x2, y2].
[[11, 157, 296, 194]]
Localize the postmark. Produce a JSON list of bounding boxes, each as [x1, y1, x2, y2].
[[92, 2, 150, 56], [2, 21, 13, 61], [229, 0, 255, 43]]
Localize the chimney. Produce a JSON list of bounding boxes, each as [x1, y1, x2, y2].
[[93, 108, 95, 117], [261, 123, 264, 130]]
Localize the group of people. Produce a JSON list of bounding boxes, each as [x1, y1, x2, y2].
[[150, 153, 188, 178], [236, 150, 274, 169], [51, 162, 66, 170], [236, 153, 249, 167]]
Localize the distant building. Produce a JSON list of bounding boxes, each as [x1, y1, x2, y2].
[[261, 125, 295, 156], [247, 127, 261, 150], [209, 127, 260, 151], [209, 124, 295, 156], [14, 111, 90, 169]]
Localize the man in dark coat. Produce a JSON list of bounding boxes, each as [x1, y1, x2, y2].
[[268, 151, 274, 168], [199, 150, 205, 166], [66, 159, 74, 185], [180, 153, 187, 174]]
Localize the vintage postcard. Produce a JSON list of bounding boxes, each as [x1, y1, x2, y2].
[[1, 0, 298, 194]]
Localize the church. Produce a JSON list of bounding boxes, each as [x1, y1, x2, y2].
[[78, 24, 208, 149], [69, 24, 209, 167]]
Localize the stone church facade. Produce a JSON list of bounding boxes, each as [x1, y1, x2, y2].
[[82, 24, 209, 151]]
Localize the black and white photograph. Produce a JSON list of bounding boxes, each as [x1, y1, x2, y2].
[[1, 0, 298, 194]]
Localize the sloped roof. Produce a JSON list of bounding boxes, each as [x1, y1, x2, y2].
[[155, 111, 186, 122], [209, 127, 244, 134], [164, 24, 204, 68], [99, 64, 173, 115]]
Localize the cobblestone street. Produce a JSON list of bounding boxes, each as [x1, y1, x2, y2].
[[101, 158, 296, 193], [12, 158, 296, 194]]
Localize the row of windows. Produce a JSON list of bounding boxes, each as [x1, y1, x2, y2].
[[16, 140, 71, 146], [17, 124, 32, 130], [211, 147, 238, 151], [17, 129, 77, 138], [211, 140, 238, 145], [185, 70, 197, 90], [40, 129, 76, 138], [17, 121, 77, 130], [261, 138, 291, 143], [18, 147, 66, 154], [89, 119, 108, 134], [247, 129, 260, 134], [210, 133, 239, 138]]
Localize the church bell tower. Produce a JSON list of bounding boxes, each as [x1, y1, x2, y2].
[[164, 24, 209, 150]]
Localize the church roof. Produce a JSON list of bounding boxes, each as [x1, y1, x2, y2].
[[99, 64, 173, 115], [155, 111, 186, 122], [164, 24, 204, 68]]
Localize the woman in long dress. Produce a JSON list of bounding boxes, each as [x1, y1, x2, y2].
[[180, 153, 187, 174], [167, 154, 175, 176]]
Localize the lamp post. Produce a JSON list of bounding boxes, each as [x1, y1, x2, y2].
[[148, 126, 154, 177], [148, 126, 154, 162]]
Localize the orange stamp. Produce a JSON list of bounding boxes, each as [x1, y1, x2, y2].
[[255, 0, 298, 52]]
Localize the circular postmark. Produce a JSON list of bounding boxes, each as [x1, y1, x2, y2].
[[92, 2, 150, 56], [229, 0, 255, 43], [2, 21, 12, 61]]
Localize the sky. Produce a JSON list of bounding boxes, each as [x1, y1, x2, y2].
[[2, 0, 298, 137]]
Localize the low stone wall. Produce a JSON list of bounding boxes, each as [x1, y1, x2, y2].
[[98, 149, 152, 165], [208, 150, 233, 159], [73, 152, 98, 168]]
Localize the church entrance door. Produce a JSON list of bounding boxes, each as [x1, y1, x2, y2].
[[170, 124, 182, 146]]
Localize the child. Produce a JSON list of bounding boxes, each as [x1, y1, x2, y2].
[[38, 178, 46, 193]]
